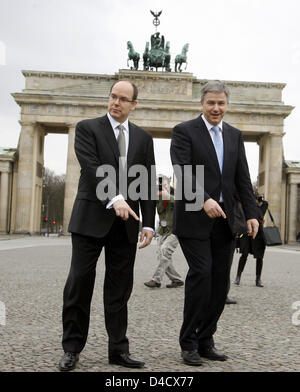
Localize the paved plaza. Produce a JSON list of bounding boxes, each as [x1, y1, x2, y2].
[[0, 235, 299, 372]]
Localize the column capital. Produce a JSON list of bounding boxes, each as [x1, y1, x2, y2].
[[0, 160, 11, 172], [288, 175, 300, 185], [18, 120, 36, 127], [66, 122, 77, 130], [0, 168, 10, 174], [269, 132, 284, 138]]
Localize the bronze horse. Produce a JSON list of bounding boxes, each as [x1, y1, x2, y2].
[[175, 43, 189, 72], [127, 41, 140, 70]]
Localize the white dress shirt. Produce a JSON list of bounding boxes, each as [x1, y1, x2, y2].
[[106, 113, 128, 208], [107, 112, 129, 156], [106, 113, 153, 232], [201, 114, 223, 138]]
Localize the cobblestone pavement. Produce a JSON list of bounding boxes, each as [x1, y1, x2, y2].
[[0, 235, 299, 372]]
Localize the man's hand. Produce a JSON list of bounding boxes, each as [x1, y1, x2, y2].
[[203, 198, 226, 219], [113, 200, 139, 221], [247, 219, 259, 239], [139, 229, 154, 249]]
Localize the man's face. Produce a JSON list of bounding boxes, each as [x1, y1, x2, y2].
[[162, 180, 170, 191], [201, 91, 228, 126], [108, 81, 137, 124]]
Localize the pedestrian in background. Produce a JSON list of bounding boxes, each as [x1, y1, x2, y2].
[[144, 175, 184, 289], [234, 195, 268, 287]]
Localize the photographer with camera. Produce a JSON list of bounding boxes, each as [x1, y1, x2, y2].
[[234, 194, 268, 287], [144, 175, 184, 289]]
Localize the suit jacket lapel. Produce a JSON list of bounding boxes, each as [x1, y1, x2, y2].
[[98, 115, 120, 164], [222, 122, 230, 175]]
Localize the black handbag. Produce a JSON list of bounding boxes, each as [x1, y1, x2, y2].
[[262, 209, 282, 246]]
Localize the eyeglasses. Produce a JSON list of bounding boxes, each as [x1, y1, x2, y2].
[[109, 94, 134, 104]]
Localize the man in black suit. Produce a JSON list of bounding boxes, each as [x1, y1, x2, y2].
[[170, 80, 259, 366], [59, 80, 156, 371]]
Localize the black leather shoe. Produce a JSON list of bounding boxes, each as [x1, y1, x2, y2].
[[225, 297, 237, 304], [166, 281, 184, 288], [198, 346, 227, 361], [59, 352, 79, 371], [109, 353, 145, 368], [234, 276, 241, 285], [181, 350, 203, 366]]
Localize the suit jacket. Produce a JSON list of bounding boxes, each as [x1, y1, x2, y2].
[[170, 115, 258, 240], [68, 115, 156, 243]]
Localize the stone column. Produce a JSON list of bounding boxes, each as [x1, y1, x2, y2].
[[259, 133, 283, 229], [14, 121, 37, 233], [9, 162, 18, 233], [63, 124, 80, 233], [267, 134, 283, 228], [287, 179, 298, 243], [0, 170, 9, 233], [257, 134, 269, 197]]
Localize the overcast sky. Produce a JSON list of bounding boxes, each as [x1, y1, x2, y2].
[[1, 0, 300, 181]]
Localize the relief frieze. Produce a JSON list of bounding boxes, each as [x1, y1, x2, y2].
[[134, 80, 188, 96]]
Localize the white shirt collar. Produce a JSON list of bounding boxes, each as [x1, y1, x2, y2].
[[201, 114, 223, 132], [107, 112, 129, 133]]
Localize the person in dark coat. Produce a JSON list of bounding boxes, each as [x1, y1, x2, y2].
[[234, 195, 268, 287]]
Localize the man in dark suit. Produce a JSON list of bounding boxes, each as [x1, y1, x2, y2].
[[59, 80, 156, 371], [170, 80, 259, 366]]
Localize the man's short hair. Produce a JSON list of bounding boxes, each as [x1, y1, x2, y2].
[[110, 80, 138, 101], [200, 80, 230, 102]]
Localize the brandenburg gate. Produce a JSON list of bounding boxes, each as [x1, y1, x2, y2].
[[6, 68, 297, 241]]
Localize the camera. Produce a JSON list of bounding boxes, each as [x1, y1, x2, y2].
[[257, 195, 264, 202], [158, 176, 163, 191]]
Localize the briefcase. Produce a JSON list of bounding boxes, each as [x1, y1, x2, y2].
[[262, 209, 282, 246]]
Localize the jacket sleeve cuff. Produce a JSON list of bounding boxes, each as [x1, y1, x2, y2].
[[106, 194, 125, 209]]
